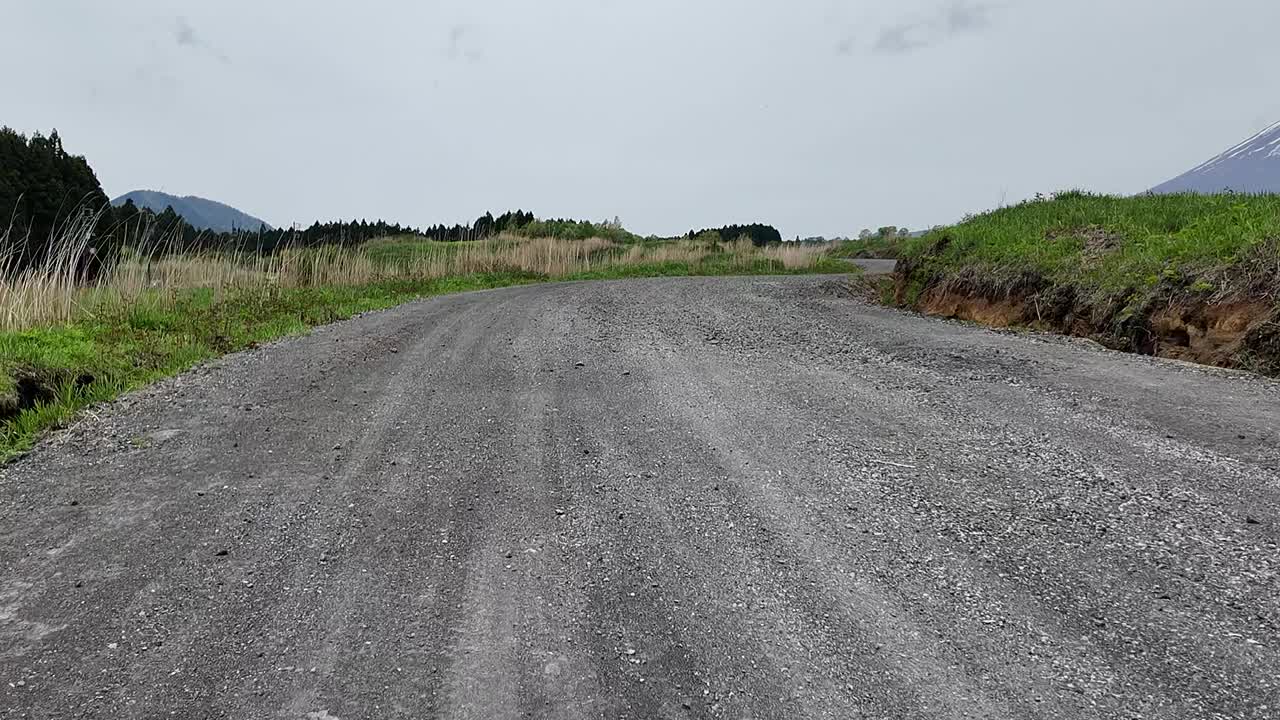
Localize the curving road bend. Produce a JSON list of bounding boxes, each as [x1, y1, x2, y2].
[[1, 275, 1277, 719]]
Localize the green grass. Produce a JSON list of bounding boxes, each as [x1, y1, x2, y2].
[[888, 191, 1280, 374], [0, 256, 846, 461], [360, 236, 471, 263], [830, 235, 907, 260], [898, 191, 1280, 299], [0, 273, 543, 460], [516, 218, 645, 243]]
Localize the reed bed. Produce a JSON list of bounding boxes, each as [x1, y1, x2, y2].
[[1, 224, 837, 457], [1, 225, 830, 332], [762, 243, 830, 269]]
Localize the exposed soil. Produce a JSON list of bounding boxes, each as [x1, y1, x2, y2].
[[1149, 302, 1273, 365], [897, 262, 1280, 376], [921, 293, 1029, 328], [0, 369, 94, 423]]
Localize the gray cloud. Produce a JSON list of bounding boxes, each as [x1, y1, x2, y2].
[[872, 23, 931, 54], [835, 33, 857, 56], [944, 2, 994, 33], [174, 17, 229, 63], [6, 1, 1278, 239], [873, 2, 995, 55], [174, 17, 197, 46], [447, 25, 483, 63]]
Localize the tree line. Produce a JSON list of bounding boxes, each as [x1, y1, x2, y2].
[[684, 223, 783, 247], [1, 127, 112, 273], [1, 127, 612, 275], [4, 126, 797, 277]]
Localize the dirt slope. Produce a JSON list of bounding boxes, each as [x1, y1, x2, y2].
[[1, 276, 1277, 719]]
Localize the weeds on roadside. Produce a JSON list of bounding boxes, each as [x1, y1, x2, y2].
[[897, 190, 1280, 300], [0, 222, 840, 459], [1, 226, 836, 333]]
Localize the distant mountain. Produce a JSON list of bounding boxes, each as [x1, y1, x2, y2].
[[1150, 120, 1280, 195], [111, 190, 273, 232]]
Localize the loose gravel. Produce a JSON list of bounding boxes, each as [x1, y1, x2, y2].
[[1, 275, 1276, 719]]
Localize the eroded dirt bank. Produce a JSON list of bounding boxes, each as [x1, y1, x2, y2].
[[893, 261, 1280, 376]]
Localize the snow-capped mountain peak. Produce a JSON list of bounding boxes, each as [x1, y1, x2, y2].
[[1150, 120, 1280, 194]]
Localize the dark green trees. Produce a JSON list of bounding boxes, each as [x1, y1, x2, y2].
[[1, 127, 111, 270], [685, 223, 782, 247]]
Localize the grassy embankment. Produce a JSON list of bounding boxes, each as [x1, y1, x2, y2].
[[0, 231, 844, 460], [888, 191, 1280, 374], [829, 235, 908, 260]]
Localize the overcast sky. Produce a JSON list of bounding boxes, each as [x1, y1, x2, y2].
[[4, 1, 1279, 238]]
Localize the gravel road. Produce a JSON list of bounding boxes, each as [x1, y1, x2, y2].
[[2, 275, 1277, 719], [847, 258, 897, 275]]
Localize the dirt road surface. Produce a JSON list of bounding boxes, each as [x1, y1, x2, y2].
[[847, 258, 897, 275], [2, 275, 1277, 719]]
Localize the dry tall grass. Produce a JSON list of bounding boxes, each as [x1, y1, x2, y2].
[[762, 243, 829, 269], [1, 210, 99, 332], [1, 225, 829, 332]]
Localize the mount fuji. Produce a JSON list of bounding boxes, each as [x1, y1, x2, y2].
[[1150, 120, 1280, 195]]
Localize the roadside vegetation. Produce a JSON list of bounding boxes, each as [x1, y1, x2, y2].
[[0, 225, 841, 460], [890, 191, 1280, 374], [0, 126, 849, 459], [830, 226, 914, 259]]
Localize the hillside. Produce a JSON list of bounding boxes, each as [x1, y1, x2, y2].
[[890, 192, 1280, 374], [1150, 120, 1280, 194], [112, 190, 273, 232]]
